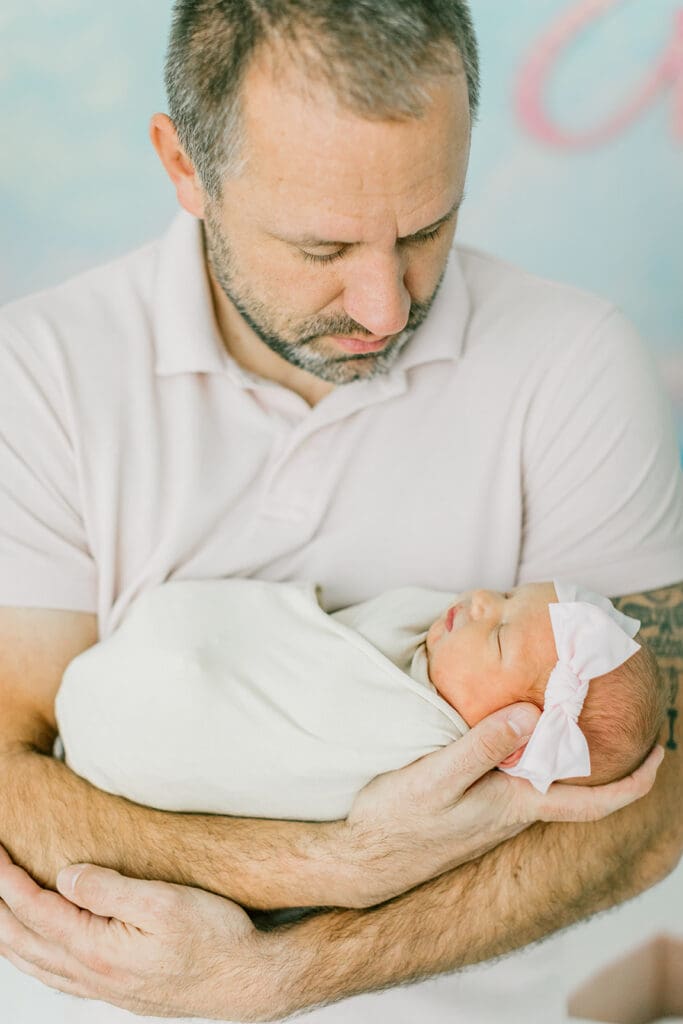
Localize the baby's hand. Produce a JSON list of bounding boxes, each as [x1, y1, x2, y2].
[[340, 703, 662, 909]]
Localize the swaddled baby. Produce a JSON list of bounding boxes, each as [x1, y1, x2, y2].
[[55, 578, 665, 822]]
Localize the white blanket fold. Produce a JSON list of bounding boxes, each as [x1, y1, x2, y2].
[[56, 579, 467, 821]]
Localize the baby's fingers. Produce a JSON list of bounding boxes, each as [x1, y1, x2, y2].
[[536, 745, 664, 823]]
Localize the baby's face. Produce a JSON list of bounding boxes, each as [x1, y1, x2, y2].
[[426, 583, 558, 726]]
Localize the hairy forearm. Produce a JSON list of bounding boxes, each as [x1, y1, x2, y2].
[[269, 760, 678, 1015], [266, 583, 683, 1016], [0, 744, 344, 909]]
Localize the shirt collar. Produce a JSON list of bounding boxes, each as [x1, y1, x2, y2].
[[153, 211, 470, 379], [154, 211, 232, 376], [394, 246, 470, 373]]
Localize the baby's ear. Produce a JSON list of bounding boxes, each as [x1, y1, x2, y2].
[[498, 742, 528, 769]]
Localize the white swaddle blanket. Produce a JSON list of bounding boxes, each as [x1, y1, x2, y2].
[[56, 579, 467, 821]]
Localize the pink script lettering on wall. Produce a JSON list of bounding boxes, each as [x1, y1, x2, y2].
[[516, 0, 683, 148]]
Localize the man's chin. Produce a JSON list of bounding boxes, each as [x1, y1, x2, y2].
[[261, 329, 411, 385], [308, 349, 399, 384], [304, 358, 385, 386]]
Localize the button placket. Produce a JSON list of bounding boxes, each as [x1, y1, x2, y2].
[[259, 431, 332, 525], [256, 374, 407, 528]]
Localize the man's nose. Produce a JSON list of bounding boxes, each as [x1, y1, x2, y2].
[[341, 253, 411, 339]]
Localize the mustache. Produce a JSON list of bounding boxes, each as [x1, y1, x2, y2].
[[298, 323, 371, 345], [297, 301, 430, 346]]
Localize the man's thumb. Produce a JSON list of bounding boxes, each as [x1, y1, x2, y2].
[[57, 863, 162, 927], [425, 702, 540, 798], [467, 703, 540, 775]]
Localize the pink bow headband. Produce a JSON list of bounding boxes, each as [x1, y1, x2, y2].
[[501, 581, 641, 794]]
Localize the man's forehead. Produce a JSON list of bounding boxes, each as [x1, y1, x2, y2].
[[236, 50, 471, 199]]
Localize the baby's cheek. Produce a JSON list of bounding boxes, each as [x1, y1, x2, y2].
[[452, 673, 528, 728], [430, 669, 479, 726], [425, 619, 443, 650], [428, 659, 459, 705], [434, 673, 459, 709]]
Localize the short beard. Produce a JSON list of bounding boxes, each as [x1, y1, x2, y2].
[[203, 209, 445, 385]]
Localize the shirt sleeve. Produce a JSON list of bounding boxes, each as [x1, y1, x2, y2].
[[517, 307, 683, 597], [0, 320, 97, 612]]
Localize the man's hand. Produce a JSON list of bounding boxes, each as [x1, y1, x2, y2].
[[0, 845, 278, 1022], [342, 702, 664, 908]]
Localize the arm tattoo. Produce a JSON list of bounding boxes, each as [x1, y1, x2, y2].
[[612, 583, 682, 751], [663, 664, 679, 750]]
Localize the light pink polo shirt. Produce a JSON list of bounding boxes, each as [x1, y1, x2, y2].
[[1, 211, 681, 639], [1, 211, 683, 1022]]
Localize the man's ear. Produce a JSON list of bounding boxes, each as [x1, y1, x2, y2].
[[498, 742, 528, 769], [149, 113, 205, 219]]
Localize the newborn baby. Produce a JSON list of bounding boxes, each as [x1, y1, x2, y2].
[[55, 578, 665, 823]]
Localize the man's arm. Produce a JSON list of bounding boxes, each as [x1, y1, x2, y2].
[[263, 582, 683, 1016], [0, 606, 571, 914], [613, 584, 680, 757], [0, 591, 667, 1021], [0, 718, 664, 1023], [2, 602, 657, 923], [0, 605, 348, 909]]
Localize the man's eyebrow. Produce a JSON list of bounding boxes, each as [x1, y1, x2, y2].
[[279, 195, 465, 248]]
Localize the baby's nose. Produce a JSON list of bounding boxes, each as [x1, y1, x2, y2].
[[470, 589, 498, 620]]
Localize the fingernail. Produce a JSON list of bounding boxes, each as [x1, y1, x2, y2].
[[507, 707, 538, 737], [57, 864, 87, 896]]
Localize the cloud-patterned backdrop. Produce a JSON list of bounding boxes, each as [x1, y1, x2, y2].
[[1, 0, 681, 453]]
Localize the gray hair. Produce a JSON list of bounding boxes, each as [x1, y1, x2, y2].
[[165, 0, 480, 199]]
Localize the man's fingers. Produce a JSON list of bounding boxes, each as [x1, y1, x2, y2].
[[0, 846, 88, 947], [429, 702, 541, 795], [57, 863, 180, 932], [0, 901, 79, 983], [536, 745, 665, 823], [0, 943, 89, 1000]]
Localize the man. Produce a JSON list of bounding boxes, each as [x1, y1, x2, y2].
[[0, 1, 680, 1021]]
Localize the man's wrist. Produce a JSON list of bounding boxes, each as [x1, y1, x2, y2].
[[214, 925, 329, 1023], [286, 818, 361, 909], [250, 910, 356, 1019], [182, 817, 358, 911]]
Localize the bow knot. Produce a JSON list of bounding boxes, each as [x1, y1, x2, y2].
[[544, 662, 588, 724]]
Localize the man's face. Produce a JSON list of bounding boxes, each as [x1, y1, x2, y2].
[[425, 583, 559, 726], [202, 50, 471, 385]]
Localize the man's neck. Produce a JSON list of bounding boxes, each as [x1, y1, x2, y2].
[[207, 271, 334, 408]]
